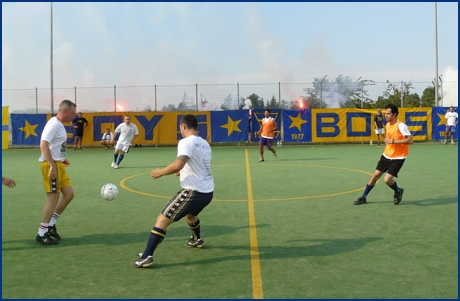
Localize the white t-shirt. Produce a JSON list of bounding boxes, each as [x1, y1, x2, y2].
[[38, 117, 67, 162], [114, 123, 139, 145], [177, 135, 214, 193], [445, 112, 458, 126], [102, 132, 114, 141]]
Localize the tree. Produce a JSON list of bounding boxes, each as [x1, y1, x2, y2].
[[266, 95, 279, 109], [245, 93, 265, 109], [420, 86, 436, 107], [374, 81, 421, 108]]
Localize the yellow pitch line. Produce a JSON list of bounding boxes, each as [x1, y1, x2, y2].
[[245, 149, 263, 299]]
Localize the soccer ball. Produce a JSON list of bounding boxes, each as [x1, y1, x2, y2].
[[101, 183, 118, 201]]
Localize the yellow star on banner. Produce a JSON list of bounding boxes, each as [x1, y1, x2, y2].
[[288, 112, 307, 131], [437, 113, 447, 127], [220, 116, 242, 136], [19, 120, 39, 139]]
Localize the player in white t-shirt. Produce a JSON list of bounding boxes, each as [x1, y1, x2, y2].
[[443, 106, 458, 145], [36, 100, 76, 245], [100, 128, 115, 149], [110, 115, 139, 169], [132, 115, 214, 268]]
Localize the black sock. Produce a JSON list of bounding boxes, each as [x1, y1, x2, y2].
[[188, 219, 201, 240], [142, 227, 166, 258]]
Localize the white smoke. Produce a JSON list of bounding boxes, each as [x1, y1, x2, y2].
[[441, 66, 458, 107]]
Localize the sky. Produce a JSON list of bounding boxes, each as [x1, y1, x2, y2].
[[2, 2, 458, 90]]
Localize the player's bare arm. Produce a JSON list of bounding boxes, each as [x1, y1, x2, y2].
[[151, 156, 190, 179], [271, 121, 278, 132], [40, 140, 57, 179], [130, 134, 139, 144], [384, 135, 413, 145]]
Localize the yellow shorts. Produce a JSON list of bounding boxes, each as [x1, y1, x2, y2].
[[40, 161, 72, 193]]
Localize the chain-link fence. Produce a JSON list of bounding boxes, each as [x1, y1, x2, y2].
[[2, 82, 457, 113]]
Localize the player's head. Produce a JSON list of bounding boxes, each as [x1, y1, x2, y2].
[[377, 108, 381, 114], [77, 112, 82, 118], [124, 115, 131, 125], [106, 128, 111, 133], [264, 109, 271, 118], [179, 114, 198, 137], [449, 106, 454, 112], [59, 99, 76, 122], [384, 103, 399, 121]]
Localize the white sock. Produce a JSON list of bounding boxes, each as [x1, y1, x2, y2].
[[49, 212, 60, 226], [38, 223, 49, 236]]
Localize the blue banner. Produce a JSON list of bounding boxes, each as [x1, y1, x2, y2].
[[11, 114, 47, 145], [211, 110, 249, 142], [251, 109, 281, 141], [283, 109, 312, 142], [432, 107, 458, 140]]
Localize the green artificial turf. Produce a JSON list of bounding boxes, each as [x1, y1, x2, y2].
[[2, 144, 458, 298]]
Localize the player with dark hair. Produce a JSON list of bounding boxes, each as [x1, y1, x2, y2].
[[100, 128, 115, 149], [256, 109, 277, 162], [110, 115, 139, 169], [131, 114, 214, 268], [374, 108, 385, 145], [72, 112, 88, 150], [354, 103, 413, 205], [443, 106, 458, 145], [2, 177, 16, 188], [36, 99, 76, 244]]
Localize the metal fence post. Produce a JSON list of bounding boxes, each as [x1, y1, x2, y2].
[[114, 85, 117, 112], [400, 80, 403, 108], [361, 82, 364, 109], [154, 84, 157, 111], [237, 82, 239, 109], [196, 84, 198, 112], [35, 87, 38, 114], [278, 82, 281, 109], [320, 81, 323, 103], [74, 86, 77, 106]]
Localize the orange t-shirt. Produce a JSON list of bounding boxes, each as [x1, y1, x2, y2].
[[261, 117, 276, 139], [383, 121, 410, 159]]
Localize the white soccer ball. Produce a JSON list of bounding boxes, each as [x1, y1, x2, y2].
[[101, 183, 118, 201]]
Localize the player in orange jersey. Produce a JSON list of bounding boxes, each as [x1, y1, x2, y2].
[[256, 109, 278, 162], [354, 104, 413, 205]]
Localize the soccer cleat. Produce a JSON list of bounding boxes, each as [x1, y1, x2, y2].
[[74, 147, 77, 150], [273, 151, 277, 159], [36, 232, 59, 245], [258, 158, 264, 162], [105, 147, 108, 150], [443, 140, 447, 144], [377, 142, 380, 146], [451, 141, 455, 145], [353, 197, 367, 205], [186, 237, 205, 248], [48, 225, 61, 240], [131, 255, 154, 268], [111, 162, 115, 168], [113, 164, 119, 169], [394, 188, 404, 205]]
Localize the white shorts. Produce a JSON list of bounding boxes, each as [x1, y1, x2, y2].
[[115, 142, 130, 152], [375, 128, 384, 135]]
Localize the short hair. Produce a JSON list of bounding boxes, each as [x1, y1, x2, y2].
[[106, 128, 111, 131], [124, 115, 131, 119], [450, 106, 454, 108], [180, 114, 198, 130], [264, 109, 271, 113], [385, 103, 399, 117], [59, 99, 76, 111]]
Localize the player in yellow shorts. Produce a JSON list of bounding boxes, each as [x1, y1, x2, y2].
[[354, 103, 413, 205], [36, 100, 76, 245]]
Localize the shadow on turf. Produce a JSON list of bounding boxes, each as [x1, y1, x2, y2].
[[152, 236, 382, 269], [1, 224, 270, 251], [399, 195, 458, 207], [276, 158, 338, 161]]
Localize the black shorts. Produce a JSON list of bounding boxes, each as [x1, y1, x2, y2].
[[376, 155, 405, 178], [162, 189, 213, 222], [75, 129, 84, 137]]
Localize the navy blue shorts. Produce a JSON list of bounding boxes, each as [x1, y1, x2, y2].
[[162, 189, 213, 222], [259, 137, 273, 147], [445, 125, 456, 133]]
